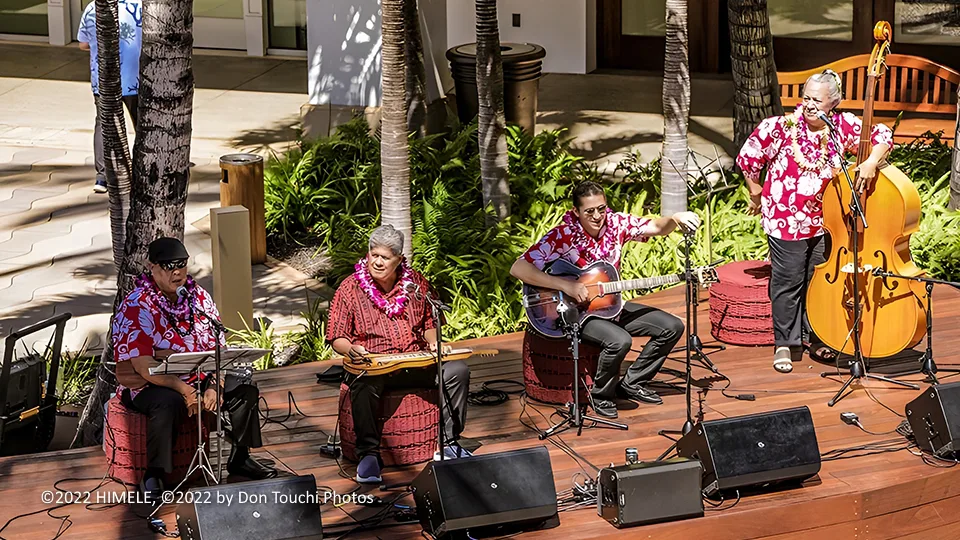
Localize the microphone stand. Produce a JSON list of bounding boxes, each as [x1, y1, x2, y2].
[[656, 231, 701, 460], [422, 290, 451, 460], [819, 119, 918, 406], [539, 299, 628, 440], [193, 302, 226, 482], [872, 270, 960, 384]]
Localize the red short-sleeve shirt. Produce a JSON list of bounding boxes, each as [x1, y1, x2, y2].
[[325, 269, 437, 355]]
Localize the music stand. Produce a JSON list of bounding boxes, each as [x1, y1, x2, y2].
[[147, 347, 270, 519], [539, 298, 628, 440], [818, 127, 918, 406]]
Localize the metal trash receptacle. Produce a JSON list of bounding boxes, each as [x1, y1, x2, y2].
[[446, 42, 546, 134]]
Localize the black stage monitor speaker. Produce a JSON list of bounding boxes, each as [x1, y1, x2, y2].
[[676, 406, 821, 496], [176, 475, 323, 540], [412, 446, 559, 538], [906, 382, 960, 457], [598, 457, 703, 528]]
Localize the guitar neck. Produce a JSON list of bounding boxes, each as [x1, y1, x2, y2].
[[859, 73, 878, 162], [602, 274, 681, 295]]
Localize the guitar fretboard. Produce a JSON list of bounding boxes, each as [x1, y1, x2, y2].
[[600, 274, 681, 295]]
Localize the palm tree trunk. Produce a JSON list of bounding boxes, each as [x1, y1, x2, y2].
[[728, 0, 783, 150], [661, 0, 690, 215], [95, 0, 133, 271], [476, 0, 510, 224], [404, 0, 426, 137], [381, 0, 413, 256], [73, 0, 195, 447], [950, 86, 960, 210]]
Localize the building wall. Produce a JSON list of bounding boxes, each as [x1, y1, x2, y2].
[[306, 0, 452, 107], [446, 0, 596, 74]]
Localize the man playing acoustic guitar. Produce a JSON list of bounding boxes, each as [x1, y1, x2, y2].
[[511, 181, 700, 419], [326, 225, 471, 485]]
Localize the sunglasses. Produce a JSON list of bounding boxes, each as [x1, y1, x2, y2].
[[158, 258, 188, 271]]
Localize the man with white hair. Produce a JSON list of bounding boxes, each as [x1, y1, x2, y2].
[[326, 225, 471, 484], [736, 69, 893, 373]]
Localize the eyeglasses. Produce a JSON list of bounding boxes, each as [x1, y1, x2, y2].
[[159, 258, 188, 271], [581, 205, 607, 217]]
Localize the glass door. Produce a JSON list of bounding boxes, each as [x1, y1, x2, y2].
[[0, 0, 49, 36], [598, 0, 727, 72], [194, 0, 246, 50]]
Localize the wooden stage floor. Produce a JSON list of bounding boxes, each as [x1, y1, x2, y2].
[[4, 285, 960, 539]]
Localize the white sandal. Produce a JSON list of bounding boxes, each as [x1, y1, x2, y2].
[[773, 347, 793, 373]]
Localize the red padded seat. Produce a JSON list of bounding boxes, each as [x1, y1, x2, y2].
[[522, 329, 602, 405], [338, 384, 439, 466], [102, 395, 210, 486], [709, 260, 775, 346]]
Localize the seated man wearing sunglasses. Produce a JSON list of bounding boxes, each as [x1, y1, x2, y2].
[[112, 237, 276, 503]]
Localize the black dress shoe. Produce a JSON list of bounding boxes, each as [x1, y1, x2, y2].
[[227, 457, 278, 480], [140, 476, 163, 506], [619, 385, 663, 405], [588, 396, 618, 419]]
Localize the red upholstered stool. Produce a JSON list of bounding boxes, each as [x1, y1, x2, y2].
[[338, 384, 439, 466], [709, 260, 775, 346], [522, 329, 602, 405], [102, 395, 211, 486]]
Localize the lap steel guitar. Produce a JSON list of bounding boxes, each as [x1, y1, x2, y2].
[[341, 348, 499, 376]]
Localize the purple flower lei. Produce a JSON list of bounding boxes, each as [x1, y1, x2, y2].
[[354, 257, 414, 318], [136, 272, 196, 335], [563, 207, 615, 262]]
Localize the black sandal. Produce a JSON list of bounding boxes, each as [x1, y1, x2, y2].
[[805, 341, 838, 362]]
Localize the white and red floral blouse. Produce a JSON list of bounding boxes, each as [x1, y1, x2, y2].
[[112, 275, 224, 397], [521, 208, 654, 270], [736, 106, 893, 241]]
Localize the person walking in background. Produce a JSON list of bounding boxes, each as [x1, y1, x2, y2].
[[77, 0, 142, 193]]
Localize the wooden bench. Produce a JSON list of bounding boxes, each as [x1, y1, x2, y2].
[[779, 54, 959, 146]]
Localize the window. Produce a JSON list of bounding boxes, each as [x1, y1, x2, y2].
[[268, 0, 306, 50], [0, 0, 49, 36], [768, 0, 854, 41]]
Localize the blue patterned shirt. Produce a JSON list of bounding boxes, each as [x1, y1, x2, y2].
[[77, 0, 143, 96]]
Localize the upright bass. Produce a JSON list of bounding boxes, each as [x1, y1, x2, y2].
[[806, 22, 927, 359]]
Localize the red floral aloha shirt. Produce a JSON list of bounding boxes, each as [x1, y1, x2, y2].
[[736, 107, 893, 241], [520, 209, 654, 270]]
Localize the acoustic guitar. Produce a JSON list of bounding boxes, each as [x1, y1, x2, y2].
[[340, 348, 499, 376], [522, 259, 719, 338]]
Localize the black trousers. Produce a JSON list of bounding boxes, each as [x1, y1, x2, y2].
[[346, 360, 470, 460], [768, 235, 827, 349], [93, 94, 138, 183], [581, 302, 684, 399], [121, 374, 262, 474]]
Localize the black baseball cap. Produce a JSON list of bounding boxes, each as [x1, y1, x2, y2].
[[148, 237, 189, 263]]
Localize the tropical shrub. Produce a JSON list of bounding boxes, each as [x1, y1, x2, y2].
[[265, 120, 958, 354]]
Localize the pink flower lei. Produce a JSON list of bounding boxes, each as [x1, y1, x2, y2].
[[136, 272, 197, 336], [354, 257, 415, 318], [563, 208, 615, 263]]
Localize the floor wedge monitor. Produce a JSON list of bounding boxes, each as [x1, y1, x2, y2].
[[411, 446, 559, 538], [676, 406, 821, 496]]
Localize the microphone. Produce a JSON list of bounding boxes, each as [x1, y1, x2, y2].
[[402, 281, 421, 299], [816, 111, 837, 131], [176, 285, 190, 299], [405, 281, 452, 313]]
